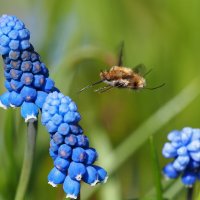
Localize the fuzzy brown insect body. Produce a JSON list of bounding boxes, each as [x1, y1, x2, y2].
[[100, 66, 146, 90], [78, 43, 164, 93]]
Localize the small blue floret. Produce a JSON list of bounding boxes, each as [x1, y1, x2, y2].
[[48, 167, 66, 187], [63, 176, 80, 199], [21, 102, 38, 122]]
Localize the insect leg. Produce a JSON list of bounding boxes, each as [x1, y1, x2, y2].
[[78, 80, 103, 93], [94, 85, 113, 93], [145, 83, 165, 90]]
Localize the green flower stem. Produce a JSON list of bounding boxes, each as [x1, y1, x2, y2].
[[149, 136, 164, 200], [187, 187, 193, 200], [15, 121, 38, 200]]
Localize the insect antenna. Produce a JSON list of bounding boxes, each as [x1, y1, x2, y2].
[[143, 68, 152, 77], [145, 83, 165, 90], [78, 80, 104, 93], [95, 85, 113, 93], [118, 41, 124, 66]]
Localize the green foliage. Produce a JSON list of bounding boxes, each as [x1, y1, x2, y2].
[[1, 0, 200, 199]]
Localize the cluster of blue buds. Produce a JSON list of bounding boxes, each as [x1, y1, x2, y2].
[[41, 91, 108, 199], [162, 127, 200, 187], [0, 14, 57, 122]]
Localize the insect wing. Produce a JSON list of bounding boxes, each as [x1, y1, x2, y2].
[[132, 63, 146, 75], [117, 41, 124, 66]]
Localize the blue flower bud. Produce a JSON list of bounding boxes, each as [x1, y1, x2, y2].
[[77, 134, 89, 148], [9, 50, 20, 60], [10, 79, 23, 92], [49, 149, 58, 160], [20, 73, 33, 85], [10, 60, 21, 69], [0, 92, 10, 109], [18, 29, 30, 40], [21, 50, 31, 61], [61, 96, 71, 104], [51, 114, 63, 126], [59, 103, 69, 114], [9, 91, 23, 107], [182, 171, 196, 187], [20, 86, 37, 102], [176, 155, 190, 166], [171, 141, 182, 149], [0, 45, 9, 55], [43, 78, 54, 92], [41, 111, 52, 125], [33, 75, 45, 88], [65, 134, 77, 146], [20, 40, 30, 50], [93, 165, 108, 183], [21, 102, 38, 122], [54, 157, 70, 172], [50, 139, 59, 152], [72, 147, 87, 163], [4, 80, 12, 91], [70, 125, 83, 135], [53, 132, 64, 145], [177, 146, 188, 156], [69, 102, 78, 112], [45, 121, 57, 133], [191, 129, 200, 140], [35, 91, 47, 109], [64, 111, 77, 123], [4, 63, 11, 71], [181, 127, 193, 145], [68, 161, 86, 181], [187, 140, 200, 152], [31, 52, 40, 62], [9, 40, 19, 50], [190, 151, 200, 162], [83, 166, 99, 186], [8, 30, 19, 40], [63, 176, 80, 199], [21, 61, 32, 71], [48, 105, 58, 115], [48, 167, 66, 187], [173, 159, 187, 172], [85, 148, 98, 165], [163, 163, 180, 179], [57, 123, 70, 135], [58, 144, 72, 159], [10, 69, 22, 80], [167, 130, 180, 142], [4, 70, 11, 80], [32, 61, 42, 74], [162, 142, 177, 158]]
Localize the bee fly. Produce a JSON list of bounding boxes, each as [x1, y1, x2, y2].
[[79, 43, 165, 93]]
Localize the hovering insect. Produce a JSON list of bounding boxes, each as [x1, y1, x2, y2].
[[79, 43, 165, 93]]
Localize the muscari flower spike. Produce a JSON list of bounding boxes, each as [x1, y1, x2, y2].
[[162, 127, 200, 187], [0, 14, 57, 122], [42, 91, 108, 199]]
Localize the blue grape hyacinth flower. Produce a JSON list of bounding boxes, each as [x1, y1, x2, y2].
[[0, 14, 57, 122], [42, 91, 108, 199], [162, 127, 200, 187]]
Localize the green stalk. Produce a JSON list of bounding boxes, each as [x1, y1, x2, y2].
[[15, 121, 38, 200], [149, 135, 164, 200], [187, 187, 193, 200]]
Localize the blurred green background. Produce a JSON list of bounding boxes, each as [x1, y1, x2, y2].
[[1, 0, 200, 200]]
